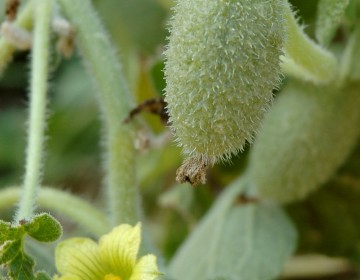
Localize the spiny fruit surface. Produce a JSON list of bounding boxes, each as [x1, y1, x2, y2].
[[164, 0, 286, 164], [249, 81, 360, 203]]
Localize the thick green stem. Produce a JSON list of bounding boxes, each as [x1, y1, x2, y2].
[[57, 0, 140, 226], [0, 0, 33, 75], [1, 187, 110, 237], [282, 2, 337, 84], [15, 0, 52, 223]]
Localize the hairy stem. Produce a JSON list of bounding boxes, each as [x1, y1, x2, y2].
[[0, 0, 33, 75], [1, 187, 110, 237], [15, 0, 52, 223], [282, 2, 337, 84], [57, 0, 140, 226]]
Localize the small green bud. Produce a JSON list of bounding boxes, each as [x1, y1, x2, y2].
[[249, 81, 360, 203], [165, 0, 286, 182]]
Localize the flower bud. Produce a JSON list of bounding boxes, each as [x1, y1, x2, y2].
[[164, 0, 286, 171]]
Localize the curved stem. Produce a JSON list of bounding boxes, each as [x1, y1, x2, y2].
[[15, 0, 52, 223], [0, 0, 33, 75], [57, 0, 141, 226], [281, 2, 337, 84], [0, 187, 110, 237]]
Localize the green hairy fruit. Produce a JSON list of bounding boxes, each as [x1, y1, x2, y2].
[[164, 0, 286, 183], [249, 81, 360, 203]]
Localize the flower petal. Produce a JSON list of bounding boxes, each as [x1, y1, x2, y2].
[[103, 274, 122, 280], [99, 223, 141, 278], [55, 237, 106, 280], [129, 255, 161, 280]]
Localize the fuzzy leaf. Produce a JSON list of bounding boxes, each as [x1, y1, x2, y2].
[[316, 0, 349, 46], [25, 213, 62, 242], [8, 251, 36, 280], [22, 218, 39, 235], [35, 271, 51, 280], [0, 220, 11, 243], [249, 81, 360, 203], [0, 220, 25, 246], [0, 239, 21, 264], [169, 178, 297, 280]]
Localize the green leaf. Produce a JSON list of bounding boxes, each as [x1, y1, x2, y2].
[[35, 271, 51, 280], [8, 251, 36, 280], [169, 177, 297, 280], [0, 220, 26, 245], [22, 219, 39, 235], [0, 220, 11, 243], [25, 213, 62, 243], [0, 239, 21, 264], [316, 0, 349, 46], [0, 218, 55, 279]]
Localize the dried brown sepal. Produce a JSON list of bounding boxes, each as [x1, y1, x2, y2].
[[6, 0, 20, 21], [176, 156, 208, 186]]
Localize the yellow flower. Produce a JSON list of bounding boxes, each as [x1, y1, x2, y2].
[[54, 223, 161, 280]]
